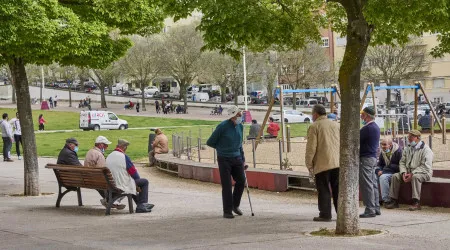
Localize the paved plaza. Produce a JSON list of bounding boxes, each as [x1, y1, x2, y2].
[[1, 158, 450, 249]]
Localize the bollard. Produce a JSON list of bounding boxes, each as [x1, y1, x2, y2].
[[252, 139, 256, 168], [173, 135, 178, 157], [198, 137, 202, 162], [391, 121, 396, 139], [172, 134, 176, 156], [214, 148, 217, 164], [431, 115, 435, 137], [429, 134, 433, 150], [442, 117, 447, 145], [278, 140, 283, 170], [286, 125, 291, 153]]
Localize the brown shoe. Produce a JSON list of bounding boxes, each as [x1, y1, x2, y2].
[[384, 200, 399, 209], [5, 158, 14, 162], [313, 216, 332, 222], [409, 202, 421, 211]]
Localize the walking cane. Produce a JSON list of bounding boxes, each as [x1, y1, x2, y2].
[[243, 165, 255, 216]]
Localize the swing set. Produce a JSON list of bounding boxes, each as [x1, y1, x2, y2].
[[360, 82, 443, 131]]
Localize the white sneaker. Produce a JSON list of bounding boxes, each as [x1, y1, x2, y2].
[[18, 156, 22, 160]]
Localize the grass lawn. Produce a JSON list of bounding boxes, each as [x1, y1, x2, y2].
[[0, 107, 219, 160], [0, 108, 218, 131]]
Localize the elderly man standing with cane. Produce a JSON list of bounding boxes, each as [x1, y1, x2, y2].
[[305, 104, 340, 222], [207, 106, 247, 219]]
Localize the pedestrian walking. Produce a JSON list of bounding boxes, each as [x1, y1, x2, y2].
[[38, 114, 46, 131], [10, 112, 22, 160], [359, 107, 381, 218], [305, 105, 340, 222], [207, 106, 246, 219], [136, 102, 140, 113], [155, 100, 160, 114], [54, 95, 58, 107], [1, 113, 14, 162], [49, 96, 53, 108]]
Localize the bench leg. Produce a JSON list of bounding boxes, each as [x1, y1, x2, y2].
[[56, 187, 75, 208], [77, 187, 83, 206], [128, 195, 134, 214], [105, 191, 113, 216]]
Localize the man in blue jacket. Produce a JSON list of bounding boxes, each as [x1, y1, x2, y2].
[[375, 138, 402, 204], [207, 106, 246, 219], [360, 107, 381, 218]]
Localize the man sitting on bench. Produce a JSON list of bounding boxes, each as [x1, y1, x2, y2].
[[385, 130, 433, 211], [57, 138, 82, 166], [247, 120, 260, 140], [106, 139, 154, 213]]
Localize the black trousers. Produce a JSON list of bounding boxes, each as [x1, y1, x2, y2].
[[315, 168, 340, 219], [14, 134, 22, 157], [218, 156, 246, 214]]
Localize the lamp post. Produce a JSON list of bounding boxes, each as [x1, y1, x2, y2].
[[243, 47, 248, 111]]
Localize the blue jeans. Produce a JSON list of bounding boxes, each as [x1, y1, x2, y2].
[[378, 173, 393, 202], [133, 178, 149, 205], [2, 137, 12, 160]]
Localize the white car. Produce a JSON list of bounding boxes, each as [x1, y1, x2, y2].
[[79, 111, 128, 131], [144, 86, 159, 97], [272, 110, 312, 123]]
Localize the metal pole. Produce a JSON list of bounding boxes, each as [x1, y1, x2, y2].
[[414, 88, 418, 129], [278, 140, 283, 170], [40, 66, 45, 102], [213, 148, 216, 164], [280, 86, 286, 152], [286, 125, 291, 152], [243, 47, 248, 111], [442, 117, 446, 145], [431, 115, 435, 137], [187, 137, 191, 160], [429, 134, 433, 150], [198, 137, 202, 162], [391, 121, 396, 139], [252, 139, 256, 169], [181, 132, 184, 154], [178, 135, 182, 158]]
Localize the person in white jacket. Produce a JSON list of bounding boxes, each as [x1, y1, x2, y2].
[[10, 112, 22, 160]]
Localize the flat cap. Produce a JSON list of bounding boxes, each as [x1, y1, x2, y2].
[[66, 138, 79, 146], [408, 130, 421, 137], [361, 107, 375, 116], [117, 139, 130, 147]]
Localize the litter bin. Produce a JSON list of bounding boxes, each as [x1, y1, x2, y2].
[[148, 133, 156, 153]]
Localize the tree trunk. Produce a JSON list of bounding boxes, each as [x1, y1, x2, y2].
[[100, 85, 107, 108], [293, 92, 297, 110], [9, 58, 40, 196], [140, 82, 146, 111], [69, 87, 72, 107], [335, 8, 372, 235], [12, 84, 16, 104], [180, 80, 188, 112], [220, 85, 226, 103]]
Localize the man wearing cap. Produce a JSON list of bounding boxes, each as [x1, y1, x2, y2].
[[106, 139, 153, 213], [149, 129, 169, 166], [207, 105, 246, 219], [385, 130, 433, 211], [57, 138, 82, 166], [84, 136, 111, 168], [359, 106, 381, 218]]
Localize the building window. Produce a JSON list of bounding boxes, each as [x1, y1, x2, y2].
[[321, 37, 329, 48], [433, 78, 445, 88]]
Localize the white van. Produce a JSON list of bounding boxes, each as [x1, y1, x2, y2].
[[194, 92, 210, 102], [80, 111, 128, 131], [237, 95, 251, 104]]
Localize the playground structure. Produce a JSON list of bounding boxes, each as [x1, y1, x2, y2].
[[361, 82, 443, 131], [255, 85, 341, 149]]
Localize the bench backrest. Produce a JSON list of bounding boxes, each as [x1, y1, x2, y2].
[[45, 164, 121, 192]]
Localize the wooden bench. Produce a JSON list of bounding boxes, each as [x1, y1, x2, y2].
[[45, 164, 134, 215]]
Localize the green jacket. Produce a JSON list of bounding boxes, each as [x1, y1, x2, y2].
[[399, 141, 433, 178]]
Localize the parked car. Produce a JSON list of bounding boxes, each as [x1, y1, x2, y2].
[[272, 109, 312, 123], [251, 96, 268, 104], [153, 93, 170, 99], [310, 96, 328, 105], [144, 86, 159, 97]]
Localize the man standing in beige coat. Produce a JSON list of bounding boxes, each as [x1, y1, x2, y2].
[[305, 105, 340, 222]]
